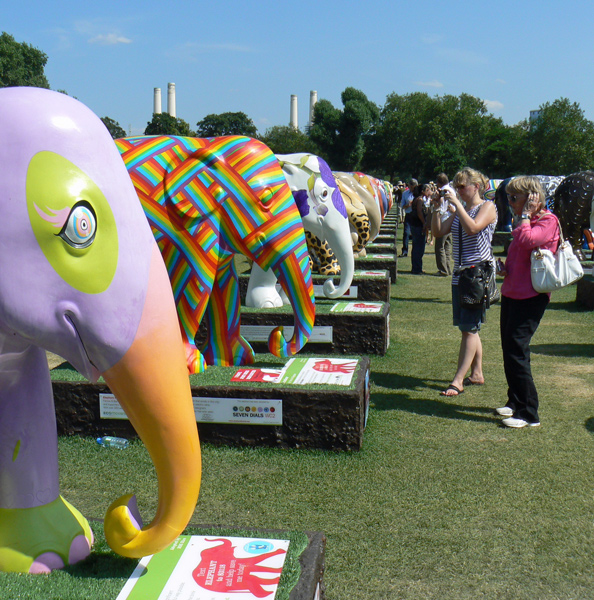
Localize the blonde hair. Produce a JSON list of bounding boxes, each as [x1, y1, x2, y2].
[[505, 176, 545, 209], [452, 167, 489, 197]]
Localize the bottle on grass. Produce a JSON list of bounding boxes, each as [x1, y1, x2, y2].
[[96, 436, 129, 449]]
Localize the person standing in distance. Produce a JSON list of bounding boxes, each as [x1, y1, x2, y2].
[[399, 179, 418, 257], [433, 173, 453, 276]]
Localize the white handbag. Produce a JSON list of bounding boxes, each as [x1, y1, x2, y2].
[[530, 221, 583, 293]]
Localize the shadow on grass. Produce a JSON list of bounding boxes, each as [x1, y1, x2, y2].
[[532, 343, 594, 358], [64, 553, 137, 579], [370, 372, 497, 423], [371, 391, 496, 423], [584, 417, 594, 434], [391, 297, 450, 305], [547, 300, 590, 313]]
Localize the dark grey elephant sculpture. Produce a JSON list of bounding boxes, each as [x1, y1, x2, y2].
[[495, 175, 565, 232], [554, 171, 594, 260], [495, 177, 513, 231]]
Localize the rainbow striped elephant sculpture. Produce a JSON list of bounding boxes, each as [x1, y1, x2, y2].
[[116, 135, 315, 373]]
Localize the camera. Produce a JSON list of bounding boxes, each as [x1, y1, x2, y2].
[[439, 189, 447, 197]]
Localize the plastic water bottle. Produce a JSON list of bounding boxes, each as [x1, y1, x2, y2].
[[96, 436, 129, 449]]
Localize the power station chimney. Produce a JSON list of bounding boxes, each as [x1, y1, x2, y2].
[[309, 90, 318, 128], [153, 88, 162, 114], [167, 82, 176, 118], [290, 94, 298, 129]]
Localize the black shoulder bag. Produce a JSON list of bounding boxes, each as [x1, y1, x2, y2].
[[456, 221, 499, 309]]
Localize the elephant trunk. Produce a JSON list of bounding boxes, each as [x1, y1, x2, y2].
[[320, 219, 355, 299], [101, 244, 201, 558], [269, 251, 315, 357]]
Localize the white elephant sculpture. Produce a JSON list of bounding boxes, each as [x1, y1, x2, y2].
[[246, 153, 354, 308]]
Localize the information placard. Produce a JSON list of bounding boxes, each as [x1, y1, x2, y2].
[[100, 394, 283, 425], [241, 325, 333, 343], [278, 357, 358, 386], [116, 535, 290, 600], [330, 302, 383, 313]]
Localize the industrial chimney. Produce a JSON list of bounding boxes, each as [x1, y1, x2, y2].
[[153, 88, 162, 114], [309, 90, 318, 129], [290, 94, 298, 129], [167, 83, 176, 118]]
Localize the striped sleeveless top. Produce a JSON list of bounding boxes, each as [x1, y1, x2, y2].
[[452, 201, 497, 285]]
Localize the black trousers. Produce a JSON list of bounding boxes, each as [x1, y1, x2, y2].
[[500, 294, 549, 423]]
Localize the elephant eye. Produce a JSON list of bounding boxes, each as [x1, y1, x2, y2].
[[321, 189, 329, 199], [58, 201, 97, 249]]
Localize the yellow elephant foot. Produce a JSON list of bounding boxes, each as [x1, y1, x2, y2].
[[0, 496, 93, 573]]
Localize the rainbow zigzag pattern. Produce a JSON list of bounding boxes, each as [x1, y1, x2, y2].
[[116, 135, 315, 373]]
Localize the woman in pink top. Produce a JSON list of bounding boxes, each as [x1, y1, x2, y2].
[[496, 176, 560, 428]]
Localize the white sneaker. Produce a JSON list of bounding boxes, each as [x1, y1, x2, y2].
[[495, 407, 513, 417], [502, 417, 540, 428]]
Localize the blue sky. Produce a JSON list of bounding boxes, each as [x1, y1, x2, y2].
[[5, 0, 594, 136]]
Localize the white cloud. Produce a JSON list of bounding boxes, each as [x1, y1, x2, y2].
[[73, 20, 132, 45], [484, 99, 504, 112], [414, 80, 444, 88], [89, 33, 132, 45]]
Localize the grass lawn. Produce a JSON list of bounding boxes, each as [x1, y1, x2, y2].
[[7, 230, 594, 599]]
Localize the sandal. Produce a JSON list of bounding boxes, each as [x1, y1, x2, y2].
[[463, 377, 485, 386], [440, 384, 464, 397]]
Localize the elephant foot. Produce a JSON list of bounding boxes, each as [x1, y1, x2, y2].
[[185, 344, 207, 374], [203, 336, 256, 367], [0, 496, 93, 573], [245, 286, 284, 308]]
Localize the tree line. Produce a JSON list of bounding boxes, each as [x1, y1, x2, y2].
[[3, 31, 594, 183]]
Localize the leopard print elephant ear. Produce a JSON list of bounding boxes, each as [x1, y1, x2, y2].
[[306, 231, 340, 276]]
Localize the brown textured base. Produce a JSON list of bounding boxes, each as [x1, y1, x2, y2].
[[365, 242, 396, 255], [240, 302, 390, 355], [373, 234, 397, 244], [575, 275, 594, 310], [354, 254, 397, 280], [238, 270, 391, 302], [52, 357, 370, 451], [289, 530, 326, 600]]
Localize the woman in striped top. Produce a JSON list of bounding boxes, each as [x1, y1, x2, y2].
[[430, 168, 498, 397]]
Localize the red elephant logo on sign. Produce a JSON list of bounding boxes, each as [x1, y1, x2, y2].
[[313, 359, 357, 374], [192, 538, 286, 597]]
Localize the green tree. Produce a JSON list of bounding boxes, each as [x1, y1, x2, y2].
[[527, 98, 594, 174], [480, 120, 530, 178], [101, 116, 127, 139], [196, 112, 257, 137], [374, 92, 437, 181], [376, 92, 509, 181], [261, 125, 319, 155], [309, 87, 379, 171], [0, 32, 50, 88], [145, 113, 195, 136]]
